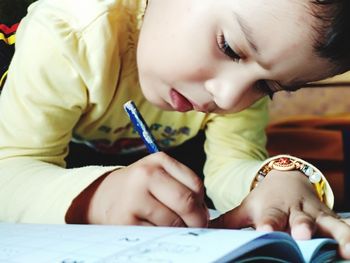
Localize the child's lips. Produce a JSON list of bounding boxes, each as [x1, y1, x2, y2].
[[169, 89, 193, 112]]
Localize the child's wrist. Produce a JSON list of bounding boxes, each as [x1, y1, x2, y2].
[[251, 154, 334, 209], [65, 172, 110, 224]]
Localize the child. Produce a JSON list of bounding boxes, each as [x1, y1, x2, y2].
[[1, 0, 350, 259]]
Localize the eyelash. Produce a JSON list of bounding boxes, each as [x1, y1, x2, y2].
[[217, 34, 241, 62], [216, 35, 282, 100]]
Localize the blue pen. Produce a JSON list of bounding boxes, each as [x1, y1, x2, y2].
[[123, 100, 160, 153]]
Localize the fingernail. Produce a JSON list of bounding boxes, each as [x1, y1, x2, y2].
[[291, 224, 312, 240]]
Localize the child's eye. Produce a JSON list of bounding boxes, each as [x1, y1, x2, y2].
[[217, 34, 241, 62]]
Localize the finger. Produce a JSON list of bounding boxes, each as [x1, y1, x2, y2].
[[117, 214, 155, 226], [137, 193, 186, 227], [289, 206, 315, 240], [315, 213, 350, 260], [254, 207, 288, 232], [148, 168, 208, 227], [148, 152, 205, 196], [209, 205, 252, 229]]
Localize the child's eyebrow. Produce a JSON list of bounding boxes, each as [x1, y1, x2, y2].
[[234, 12, 260, 55]]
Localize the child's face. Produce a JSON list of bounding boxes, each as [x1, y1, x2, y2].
[[137, 0, 334, 113]]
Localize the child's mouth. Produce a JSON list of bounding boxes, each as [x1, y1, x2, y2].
[[169, 89, 193, 112]]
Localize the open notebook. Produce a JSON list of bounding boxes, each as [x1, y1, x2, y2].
[[0, 223, 338, 263]]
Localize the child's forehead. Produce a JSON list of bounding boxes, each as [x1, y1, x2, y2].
[[233, 2, 316, 49], [229, 1, 333, 82], [236, 0, 312, 20], [238, 0, 316, 26]]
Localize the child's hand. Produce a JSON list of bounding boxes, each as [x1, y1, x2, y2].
[[85, 152, 209, 227], [209, 170, 350, 259]]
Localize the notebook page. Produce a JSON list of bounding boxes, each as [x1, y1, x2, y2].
[[297, 238, 337, 262], [0, 223, 273, 263]]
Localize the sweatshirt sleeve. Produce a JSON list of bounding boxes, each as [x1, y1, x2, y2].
[[0, 11, 120, 223], [203, 98, 269, 212]]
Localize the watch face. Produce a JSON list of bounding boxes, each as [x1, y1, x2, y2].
[[271, 157, 296, 171]]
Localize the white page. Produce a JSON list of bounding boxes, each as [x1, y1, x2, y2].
[[0, 223, 282, 263]]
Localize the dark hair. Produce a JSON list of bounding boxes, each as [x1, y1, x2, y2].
[[311, 0, 350, 74]]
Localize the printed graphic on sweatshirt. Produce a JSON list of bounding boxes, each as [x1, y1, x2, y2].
[[74, 123, 192, 154]]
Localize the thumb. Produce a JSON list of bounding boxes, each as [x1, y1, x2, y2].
[[209, 205, 251, 229]]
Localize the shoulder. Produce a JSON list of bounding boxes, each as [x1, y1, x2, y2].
[[24, 0, 145, 32], [17, 0, 146, 54]]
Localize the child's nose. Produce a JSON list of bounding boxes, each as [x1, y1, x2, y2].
[[204, 71, 261, 111], [204, 79, 232, 109]]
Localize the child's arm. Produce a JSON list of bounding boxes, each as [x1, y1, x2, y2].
[[203, 98, 269, 212], [0, 18, 113, 222], [203, 100, 350, 259]]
